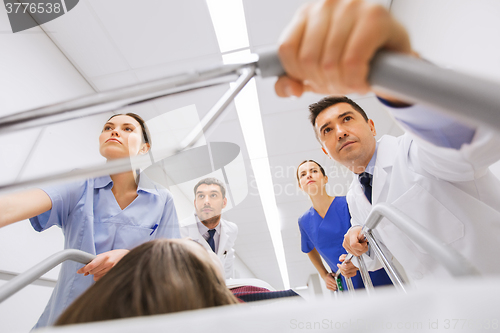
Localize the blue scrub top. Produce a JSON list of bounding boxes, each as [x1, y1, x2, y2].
[[30, 174, 180, 328], [298, 196, 392, 290]]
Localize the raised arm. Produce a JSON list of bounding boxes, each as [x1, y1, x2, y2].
[[307, 248, 337, 291], [0, 189, 52, 228], [275, 0, 414, 99]]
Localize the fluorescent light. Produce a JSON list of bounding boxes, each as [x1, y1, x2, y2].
[[294, 286, 309, 291], [210, 1, 290, 289], [222, 49, 258, 65], [250, 157, 291, 289], [206, 0, 250, 53], [231, 78, 290, 289]]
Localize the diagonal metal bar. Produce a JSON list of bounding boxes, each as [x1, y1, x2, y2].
[[0, 250, 96, 303], [363, 230, 408, 293], [0, 67, 257, 195], [178, 65, 256, 151]]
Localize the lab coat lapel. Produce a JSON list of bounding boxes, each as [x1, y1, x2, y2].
[[372, 136, 398, 205], [184, 215, 212, 252], [348, 178, 372, 225], [218, 220, 228, 257]]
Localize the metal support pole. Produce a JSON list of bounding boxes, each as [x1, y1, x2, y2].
[[0, 65, 241, 134], [178, 65, 256, 151], [357, 255, 374, 294], [335, 251, 375, 294], [345, 277, 355, 294], [363, 230, 408, 293]]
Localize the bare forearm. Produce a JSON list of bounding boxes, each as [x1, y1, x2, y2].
[[0, 189, 52, 228], [307, 248, 329, 278]]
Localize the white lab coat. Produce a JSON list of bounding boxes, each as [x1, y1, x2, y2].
[[179, 214, 238, 279], [347, 106, 500, 285]]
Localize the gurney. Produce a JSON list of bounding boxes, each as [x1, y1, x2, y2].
[[1, 49, 500, 331], [1, 50, 500, 195]]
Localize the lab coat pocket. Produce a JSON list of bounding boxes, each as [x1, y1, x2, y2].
[[390, 183, 465, 254]]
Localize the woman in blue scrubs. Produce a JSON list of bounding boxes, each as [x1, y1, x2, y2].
[[0, 113, 180, 327], [297, 160, 391, 291]]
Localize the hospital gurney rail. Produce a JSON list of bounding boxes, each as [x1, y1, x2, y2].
[[337, 203, 480, 294], [1, 49, 500, 196], [0, 249, 96, 303]]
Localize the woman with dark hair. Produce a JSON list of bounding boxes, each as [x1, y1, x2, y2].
[[296, 160, 391, 291], [55, 239, 239, 325], [0, 113, 179, 328]]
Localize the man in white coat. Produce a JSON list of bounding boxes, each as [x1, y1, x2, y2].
[[180, 178, 238, 279], [274, 0, 500, 284]]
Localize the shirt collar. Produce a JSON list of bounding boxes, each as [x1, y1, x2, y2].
[[93, 175, 113, 189], [358, 142, 378, 185], [92, 173, 159, 196], [365, 142, 379, 175], [136, 173, 159, 196]]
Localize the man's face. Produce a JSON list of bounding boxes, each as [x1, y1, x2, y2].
[[315, 103, 377, 173], [194, 184, 227, 222]]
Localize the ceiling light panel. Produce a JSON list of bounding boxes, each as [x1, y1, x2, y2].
[[206, 0, 250, 53]]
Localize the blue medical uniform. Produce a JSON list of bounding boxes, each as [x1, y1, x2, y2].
[[298, 196, 392, 290], [29, 174, 180, 328]]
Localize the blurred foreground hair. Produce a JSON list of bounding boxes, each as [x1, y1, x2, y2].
[[56, 239, 239, 325]]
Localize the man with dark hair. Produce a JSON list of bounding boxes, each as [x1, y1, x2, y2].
[[180, 177, 238, 279], [275, 0, 500, 284], [308, 93, 500, 283], [309, 96, 369, 125]]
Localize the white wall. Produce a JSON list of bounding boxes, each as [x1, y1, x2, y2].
[[2, 1, 500, 331], [391, 0, 500, 177], [391, 0, 500, 82], [0, 7, 95, 332]]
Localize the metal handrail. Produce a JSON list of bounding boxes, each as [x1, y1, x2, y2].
[[334, 255, 373, 294], [363, 203, 480, 278], [1, 49, 500, 194], [0, 249, 96, 303], [0, 66, 255, 196], [335, 203, 479, 294]]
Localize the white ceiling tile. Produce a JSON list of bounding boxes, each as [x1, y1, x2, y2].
[[42, 1, 131, 78], [133, 54, 223, 83], [0, 16, 94, 116], [88, 0, 220, 69], [391, 0, 500, 83], [262, 108, 320, 158], [92, 71, 139, 91], [243, 0, 309, 48], [0, 128, 43, 186]]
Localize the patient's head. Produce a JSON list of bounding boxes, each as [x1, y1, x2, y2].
[[56, 239, 239, 326]]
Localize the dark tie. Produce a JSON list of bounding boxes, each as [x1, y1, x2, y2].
[[207, 229, 216, 253], [359, 172, 373, 204]]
